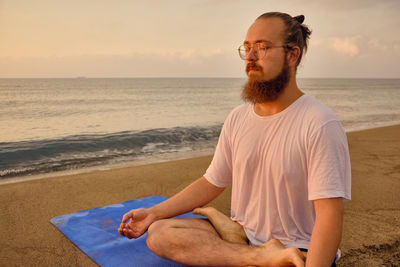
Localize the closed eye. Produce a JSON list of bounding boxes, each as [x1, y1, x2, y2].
[[258, 43, 271, 51]]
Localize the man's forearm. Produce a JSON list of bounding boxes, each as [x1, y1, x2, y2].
[[149, 176, 225, 220], [306, 198, 343, 267]]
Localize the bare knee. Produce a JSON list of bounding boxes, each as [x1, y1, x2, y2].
[[146, 219, 174, 256]]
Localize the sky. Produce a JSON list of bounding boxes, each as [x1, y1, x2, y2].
[[0, 0, 399, 78]]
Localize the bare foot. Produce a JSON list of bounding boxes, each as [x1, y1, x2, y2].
[[193, 207, 305, 267], [193, 206, 248, 245], [255, 238, 305, 267]]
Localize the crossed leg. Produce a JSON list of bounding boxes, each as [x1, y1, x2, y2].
[[146, 207, 305, 267], [193, 206, 248, 245]]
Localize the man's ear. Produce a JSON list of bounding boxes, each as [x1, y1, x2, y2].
[[286, 46, 301, 68]]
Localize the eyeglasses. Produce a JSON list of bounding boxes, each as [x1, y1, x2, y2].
[[238, 43, 291, 60]]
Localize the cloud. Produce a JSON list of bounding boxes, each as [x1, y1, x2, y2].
[[317, 36, 400, 58], [0, 49, 243, 78], [329, 36, 360, 57], [163, 48, 224, 64], [368, 40, 400, 56], [304, 34, 400, 78], [368, 39, 389, 52]]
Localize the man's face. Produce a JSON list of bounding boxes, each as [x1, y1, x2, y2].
[[244, 17, 287, 81], [241, 17, 290, 103]]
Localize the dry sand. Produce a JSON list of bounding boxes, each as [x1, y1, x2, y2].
[[0, 125, 399, 266]]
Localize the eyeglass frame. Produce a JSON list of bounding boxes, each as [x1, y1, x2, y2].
[[238, 41, 292, 60]]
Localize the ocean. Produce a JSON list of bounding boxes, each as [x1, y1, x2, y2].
[[1, 78, 399, 181]]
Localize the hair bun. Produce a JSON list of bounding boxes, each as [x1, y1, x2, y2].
[[294, 15, 305, 24]]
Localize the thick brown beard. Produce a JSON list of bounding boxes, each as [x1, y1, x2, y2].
[[241, 59, 290, 103]]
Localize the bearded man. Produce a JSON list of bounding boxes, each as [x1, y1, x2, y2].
[[119, 12, 351, 267]]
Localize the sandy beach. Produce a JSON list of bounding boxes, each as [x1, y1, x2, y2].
[[0, 125, 399, 266]]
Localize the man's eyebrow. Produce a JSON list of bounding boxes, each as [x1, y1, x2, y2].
[[243, 40, 273, 45]]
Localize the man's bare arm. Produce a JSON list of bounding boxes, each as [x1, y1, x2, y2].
[[119, 176, 225, 238], [149, 176, 225, 219], [306, 197, 343, 267]]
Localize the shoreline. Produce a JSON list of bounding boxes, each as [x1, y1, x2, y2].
[[0, 124, 399, 266], [2, 123, 399, 186], [0, 147, 216, 186]]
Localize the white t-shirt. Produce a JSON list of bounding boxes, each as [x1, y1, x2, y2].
[[204, 94, 351, 249]]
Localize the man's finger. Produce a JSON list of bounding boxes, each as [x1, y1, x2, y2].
[[118, 227, 125, 235], [121, 211, 134, 224], [124, 228, 138, 239], [123, 228, 132, 238]]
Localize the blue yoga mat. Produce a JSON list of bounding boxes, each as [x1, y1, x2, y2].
[[50, 196, 204, 266]]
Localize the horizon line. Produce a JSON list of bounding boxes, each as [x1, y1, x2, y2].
[[0, 76, 399, 79]]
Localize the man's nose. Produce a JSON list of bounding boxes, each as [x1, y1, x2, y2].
[[246, 47, 258, 61]]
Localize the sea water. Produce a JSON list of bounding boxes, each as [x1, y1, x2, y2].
[[1, 78, 399, 180]]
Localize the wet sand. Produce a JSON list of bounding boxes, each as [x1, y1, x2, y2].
[[0, 125, 399, 266]]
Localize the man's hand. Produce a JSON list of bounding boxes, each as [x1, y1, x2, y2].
[[118, 176, 225, 239], [118, 208, 157, 239]]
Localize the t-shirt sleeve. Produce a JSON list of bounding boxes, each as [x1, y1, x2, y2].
[[204, 118, 233, 188], [307, 120, 351, 201]]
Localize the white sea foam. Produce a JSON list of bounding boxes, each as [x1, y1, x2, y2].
[[1, 78, 399, 180]]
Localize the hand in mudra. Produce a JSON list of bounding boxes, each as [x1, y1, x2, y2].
[[118, 208, 156, 239]]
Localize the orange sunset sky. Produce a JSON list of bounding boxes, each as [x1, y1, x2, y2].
[[1, 0, 399, 78]]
